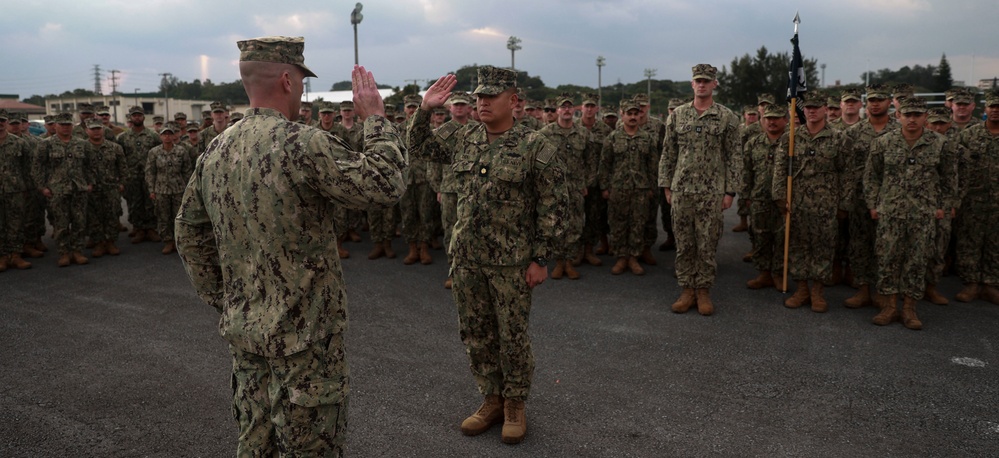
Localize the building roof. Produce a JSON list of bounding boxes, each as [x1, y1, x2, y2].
[[0, 99, 46, 114]]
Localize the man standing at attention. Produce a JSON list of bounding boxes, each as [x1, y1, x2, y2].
[[175, 37, 406, 455], [410, 68, 568, 445], [660, 64, 741, 316]]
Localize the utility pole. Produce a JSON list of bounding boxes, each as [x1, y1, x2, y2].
[[93, 65, 102, 94], [820, 63, 826, 88], [351, 3, 364, 65], [158, 72, 173, 117], [596, 56, 605, 103], [109, 69, 120, 124], [644, 68, 657, 102], [507, 36, 522, 71]]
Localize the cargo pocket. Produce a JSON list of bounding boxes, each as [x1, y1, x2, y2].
[[281, 378, 348, 453]]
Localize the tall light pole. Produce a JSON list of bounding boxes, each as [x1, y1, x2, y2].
[[134, 88, 140, 109], [158, 72, 172, 117], [820, 63, 826, 88], [596, 56, 605, 103], [644, 68, 656, 102], [507, 36, 522, 71], [351, 3, 363, 65]]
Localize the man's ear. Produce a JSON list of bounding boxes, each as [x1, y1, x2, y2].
[[280, 71, 292, 94]]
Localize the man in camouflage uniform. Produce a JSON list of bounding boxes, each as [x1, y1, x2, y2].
[[513, 90, 541, 131], [743, 103, 788, 289], [399, 94, 436, 265], [830, 88, 864, 131], [892, 83, 914, 119], [84, 118, 127, 258], [540, 93, 596, 279], [600, 99, 659, 276], [921, 106, 958, 304], [117, 105, 161, 243], [146, 122, 193, 255], [176, 38, 406, 456], [42, 115, 56, 138], [96, 105, 124, 139], [660, 64, 741, 316], [35, 112, 93, 267], [602, 106, 618, 129], [949, 88, 981, 133], [71, 103, 96, 138], [6, 114, 46, 258], [735, 94, 775, 237], [631, 93, 665, 266], [842, 84, 896, 308], [198, 102, 228, 154], [298, 101, 313, 125], [954, 91, 999, 304], [773, 91, 849, 312], [332, 100, 368, 249], [0, 110, 35, 271], [576, 92, 612, 265], [411, 67, 568, 444], [864, 97, 957, 330], [826, 96, 842, 124]]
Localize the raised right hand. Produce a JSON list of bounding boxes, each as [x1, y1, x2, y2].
[[421, 74, 458, 111]]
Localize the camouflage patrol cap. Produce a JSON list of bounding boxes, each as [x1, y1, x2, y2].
[[186, 124, 200, 132], [432, 106, 447, 115], [898, 96, 928, 114], [394, 112, 406, 121], [229, 112, 243, 122], [174, 112, 187, 120], [691, 63, 718, 80], [210, 101, 226, 113], [96, 105, 111, 115], [556, 92, 575, 106], [602, 106, 619, 118], [927, 107, 952, 123], [201, 110, 211, 119], [633, 93, 650, 106], [473, 65, 517, 96], [515, 88, 527, 101], [743, 105, 757, 115], [384, 105, 396, 117], [317, 101, 337, 113], [237, 36, 317, 78], [10, 112, 26, 122], [801, 91, 827, 108], [840, 88, 862, 102], [448, 91, 472, 105], [581, 92, 599, 105], [524, 100, 538, 110], [85, 118, 104, 129], [619, 98, 641, 112], [54, 112, 74, 124], [893, 83, 914, 101], [43, 114, 54, 124], [985, 90, 999, 107], [952, 88, 975, 104], [404, 94, 423, 108], [78, 103, 94, 114], [763, 103, 788, 118], [944, 88, 960, 101], [757, 93, 776, 106], [0, 110, 7, 121], [866, 83, 891, 100], [544, 98, 557, 109], [152, 115, 165, 123], [827, 96, 840, 108], [128, 105, 144, 115], [340, 101, 354, 110], [300, 101, 313, 110], [158, 121, 181, 134], [668, 98, 685, 110]]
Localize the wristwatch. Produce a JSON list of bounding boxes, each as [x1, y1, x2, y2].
[[532, 256, 548, 267]]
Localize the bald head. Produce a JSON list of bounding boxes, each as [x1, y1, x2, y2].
[[239, 61, 304, 119]]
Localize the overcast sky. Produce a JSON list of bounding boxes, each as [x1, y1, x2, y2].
[[1, 0, 995, 99]]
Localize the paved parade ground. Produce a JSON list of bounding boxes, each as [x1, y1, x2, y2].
[[2, 211, 997, 457]]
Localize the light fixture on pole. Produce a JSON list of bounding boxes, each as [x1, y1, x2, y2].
[[644, 68, 657, 102], [507, 36, 522, 71], [596, 56, 605, 103], [351, 3, 363, 65]]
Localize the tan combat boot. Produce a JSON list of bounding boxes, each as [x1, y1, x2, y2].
[[418, 242, 432, 265], [337, 239, 350, 259], [594, 235, 609, 255], [91, 241, 107, 258], [347, 229, 362, 243], [22, 243, 43, 258], [460, 395, 504, 436], [696, 288, 714, 316], [732, 215, 748, 232], [57, 253, 71, 267], [900, 295, 922, 330], [610, 257, 628, 275], [639, 246, 657, 265], [979, 285, 999, 305], [872, 294, 899, 326], [71, 251, 89, 265], [564, 261, 580, 280], [33, 238, 48, 252], [403, 242, 419, 265], [106, 241, 121, 256], [443, 277, 452, 289], [746, 271, 775, 289], [9, 253, 31, 269], [430, 237, 443, 250], [844, 284, 873, 308], [583, 244, 602, 266], [383, 241, 396, 259], [924, 284, 948, 305], [627, 256, 645, 276], [162, 241, 176, 255], [501, 399, 527, 445], [742, 251, 753, 263], [784, 280, 811, 308], [671, 288, 696, 313], [571, 248, 584, 267], [367, 242, 385, 260], [130, 230, 147, 244], [146, 229, 162, 242], [955, 283, 980, 302], [810, 281, 828, 313], [828, 259, 843, 286], [551, 260, 565, 279], [0, 255, 9, 272]]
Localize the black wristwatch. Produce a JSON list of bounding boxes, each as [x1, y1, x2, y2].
[[532, 256, 548, 267], [725, 192, 736, 197]]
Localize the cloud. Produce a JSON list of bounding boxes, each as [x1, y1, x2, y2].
[[253, 12, 335, 36]]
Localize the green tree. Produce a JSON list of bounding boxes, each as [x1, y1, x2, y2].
[[717, 46, 819, 109], [933, 54, 953, 92]]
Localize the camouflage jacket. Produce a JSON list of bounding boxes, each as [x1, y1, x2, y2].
[[408, 108, 568, 266], [642, 116, 666, 154], [539, 121, 598, 191], [740, 122, 762, 150], [175, 108, 406, 358], [741, 130, 781, 202], [515, 115, 541, 131], [864, 129, 957, 219], [145, 144, 194, 194], [427, 119, 479, 193], [331, 122, 364, 152], [198, 124, 224, 154], [0, 133, 33, 193], [659, 102, 742, 195], [773, 123, 849, 212], [947, 119, 983, 136], [34, 136, 93, 194], [117, 127, 162, 179], [599, 128, 659, 191], [828, 118, 860, 131], [957, 123, 999, 209], [841, 117, 896, 211], [87, 140, 127, 189]]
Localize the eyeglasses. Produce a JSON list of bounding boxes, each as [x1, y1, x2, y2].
[[543, 108, 556, 113]]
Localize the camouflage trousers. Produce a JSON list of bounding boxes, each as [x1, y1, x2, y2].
[[452, 264, 534, 401], [401, 182, 435, 243], [555, 189, 585, 260], [123, 177, 155, 230], [440, 192, 457, 259], [154, 193, 183, 242], [367, 205, 395, 243], [956, 208, 999, 286], [848, 206, 878, 286], [875, 216, 932, 299], [926, 215, 953, 285], [23, 191, 47, 240], [1, 191, 25, 254], [49, 191, 89, 254], [88, 187, 121, 242], [643, 193, 659, 247], [671, 192, 724, 289], [658, 191, 673, 239], [581, 186, 608, 246], [608, 189, 651, 258], [786, 206, 837, 282], [750, 201, 784, 273], [229, 333, 349, 457]]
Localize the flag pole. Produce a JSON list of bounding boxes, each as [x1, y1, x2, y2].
[[781, 12, 802, 294]]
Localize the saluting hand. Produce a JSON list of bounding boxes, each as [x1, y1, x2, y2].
[[421, 74, 458, 111], [351, 65, 385, 120]]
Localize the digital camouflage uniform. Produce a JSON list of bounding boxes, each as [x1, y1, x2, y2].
[[0, 125, 33, 257], [408, 73, 569, 400], [742, 122, 784, 274], [578, 113, 613, 248], [539, 108, 597, 260], [637, 101, 667, 248], [864, 125, 957, 300], [146, 140, 193, 243], [400, 99, 437, 247], [660, 100, 742, 288], [599, 116, 659, 258], [117, 120, 161, 232], [35, 125, 93, 255], [956, 118, 999, 287], [85, 130, 128, 244], [427, 113, 479, 258], [17, 131, 46, 244]]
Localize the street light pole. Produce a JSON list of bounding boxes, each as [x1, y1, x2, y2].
[[158, 72, 172, 117], [134, 88, 140, 109], [507, 36, 522, 71], [351, 3, 363, 65], [644, 68, 656, 102], [596, 56, 605, 103]]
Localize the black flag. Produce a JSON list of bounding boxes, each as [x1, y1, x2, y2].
[[787, 32, 807, 100]]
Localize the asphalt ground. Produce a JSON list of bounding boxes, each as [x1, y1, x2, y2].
[[2, 208, 997, 457]]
